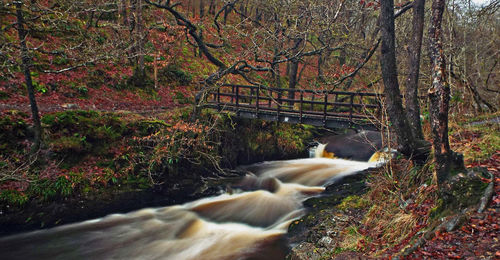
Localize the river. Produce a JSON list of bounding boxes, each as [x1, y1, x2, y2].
[[0, 145, 385, 260]]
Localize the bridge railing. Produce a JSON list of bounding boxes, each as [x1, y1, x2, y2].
[[203, 84, 383, 127]]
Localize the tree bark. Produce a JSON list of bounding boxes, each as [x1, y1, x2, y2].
[[209, 0, 216, 15], [287, 58, 299, 106], [223, 3, 233, 24], [428, 0, 452, 186], [379, 0, 417, 157], [15, 1, 42, 153], [404, 0, 425, 140], [130, 0, 145, 84], [119, 0, 129, 26], [136, 0, 145, 79], [200, 0, 205, 18]]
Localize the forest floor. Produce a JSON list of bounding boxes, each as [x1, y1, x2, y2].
[[408, 118, 500, 259], [410, 152, 499, 259], [0, 83, 193, 116]]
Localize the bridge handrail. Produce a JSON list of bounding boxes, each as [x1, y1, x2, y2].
[[201, 83, 384, 128], [217, 84, 382, 97]]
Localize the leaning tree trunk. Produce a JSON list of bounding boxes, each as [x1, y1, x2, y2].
[[379, 0, 417, 157], [404, 0, 425, 140], [428, 0, 452, 186], [15, 1, 42, 153]]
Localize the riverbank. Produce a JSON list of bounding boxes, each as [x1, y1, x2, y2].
[[285, 113, 499, 259], [0, 108, 318, 236]]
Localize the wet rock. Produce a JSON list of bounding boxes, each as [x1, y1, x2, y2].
[[287, 168, 374, 259], [319, 130, 383, 161]]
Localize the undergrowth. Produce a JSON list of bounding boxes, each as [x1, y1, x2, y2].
[[333, 112, 499, 257], [0, 108, 314, 207]]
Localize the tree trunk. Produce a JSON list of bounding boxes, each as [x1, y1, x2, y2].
[[317, 53, 324, 81], [15, 2, 42, 153], [209, 0, 216, 15], [287, 58, 299, 106], [428, 0, 452, 186], [224, 4, 232, 24], [119, 0, 129, 26], [255, 7, 261, 23], [132, 0, 145, 85], [199, 0, 205, 18], [379, 0, 417, 157], [317, 48, 332, 82], [404, 0, 425, 140]]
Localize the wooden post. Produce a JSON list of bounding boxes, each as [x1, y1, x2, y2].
[[277, 89, 282, 121], [359, 94, 363, 114], [349, 94, 354, 126], [323, 92, 328, 126], [256, 87, 260, 118], [236, 85, 240, 116], [250, 88, 254, 105], [236, 85, 240, 106], [231, 85, 235, 103], [300, 90, 303, 123]]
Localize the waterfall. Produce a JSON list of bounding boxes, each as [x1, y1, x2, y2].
[[0, 145, 383, 260]]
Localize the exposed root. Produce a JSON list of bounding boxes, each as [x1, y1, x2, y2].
[[393, 169, 495, 259]]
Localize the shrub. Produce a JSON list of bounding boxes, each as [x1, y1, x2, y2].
[[159, 64, 193, 85]]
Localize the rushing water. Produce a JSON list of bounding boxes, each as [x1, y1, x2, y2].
[[0, 146, 386, 260]]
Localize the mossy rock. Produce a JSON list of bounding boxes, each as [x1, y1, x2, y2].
[[432, 168, 490, 218], [42, 110, 127, 166], [42, 110, 126, 141], [50, 136, 91, 153]]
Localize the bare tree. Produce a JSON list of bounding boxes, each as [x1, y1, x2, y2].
[[379, 0, 418, 157], [404, 0, 425, 140], [14, 1, 42, 153], [428, 0, 464, 187]]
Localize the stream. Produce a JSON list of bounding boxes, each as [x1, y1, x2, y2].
[[0, 145, 385, 260]]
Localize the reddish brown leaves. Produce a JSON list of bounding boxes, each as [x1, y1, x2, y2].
[[410, 152, 500, 259]]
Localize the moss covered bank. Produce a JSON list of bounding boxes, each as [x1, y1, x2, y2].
[[0, 108, 317, 236]]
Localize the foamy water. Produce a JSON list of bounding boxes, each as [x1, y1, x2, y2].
[[0, 145, 385, 260]]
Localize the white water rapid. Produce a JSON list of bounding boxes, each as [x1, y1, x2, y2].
[[0, 146, 386, 260]]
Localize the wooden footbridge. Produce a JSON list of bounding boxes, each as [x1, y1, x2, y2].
[[199, 84, 384, 130]]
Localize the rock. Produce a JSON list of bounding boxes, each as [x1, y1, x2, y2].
[[318, 236, 334, 248], [319, 130, 383, 161], [61, 103, 80, 109], [445, 214, 466, 232]]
